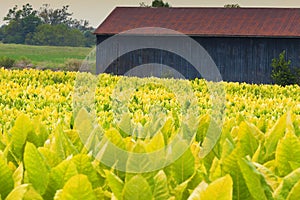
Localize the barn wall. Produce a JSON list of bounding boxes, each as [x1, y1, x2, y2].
[[194, 37, 300, 83], [96, 35, 300, 84]]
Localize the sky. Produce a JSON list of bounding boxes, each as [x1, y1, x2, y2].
[[1, 0, 300, 28]]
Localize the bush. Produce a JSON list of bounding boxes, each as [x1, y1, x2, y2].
[[294, 67, 300, 85], [14, 56, 33, 69], [64, 58, 83, 71], [0, 56, 16, 68], [271, 50, 297, 86]]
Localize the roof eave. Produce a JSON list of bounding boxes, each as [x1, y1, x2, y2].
[[94, 32, 300, 38]]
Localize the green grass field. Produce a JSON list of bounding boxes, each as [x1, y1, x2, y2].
[[0, 43, 93, 68]]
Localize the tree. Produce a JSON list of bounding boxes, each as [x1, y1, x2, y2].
[[224, 4, 240, 8], [0, 26, 4, 41], [2, 4, 41, 44], [271, 50, 296, 86], [25, 24, 86, 47], [139, 2, 151, 7], [152, 0, 170, 7], [140, 0, 171, 7], [38, 4, 73, 25], [37, 4, 94, 46], [2, 3, 94, 47]]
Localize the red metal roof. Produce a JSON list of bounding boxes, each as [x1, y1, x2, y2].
[[94, 7, 300, 37]]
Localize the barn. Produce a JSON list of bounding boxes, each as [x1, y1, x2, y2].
[[94, 7, 300, 83]]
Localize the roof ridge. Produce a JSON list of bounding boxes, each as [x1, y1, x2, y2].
[[114, 6, 300, 9]]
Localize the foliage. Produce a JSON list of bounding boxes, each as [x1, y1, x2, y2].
[[63, 59, 83, 71], [0, 68, 299, 199], [38, 4, 73, 26], [0, 25, 5, 41], [0, 56, 15, 68], [152, 0, 171, 7], [271, 50, 297, 86], [2, 3, 42, 44], [1, 4, 94, 47], [25, 24, 86, 47], [140, 0, 171, 7], [14, 56, 32, 69], [224, 4, 241, 8]]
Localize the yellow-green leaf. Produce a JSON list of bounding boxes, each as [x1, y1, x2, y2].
[[287, 179, 300, 200], [24, 142, 49, 195], [105, 170, 124, 200], [11, 114, 32, 160], [274, 168, 300, 200], [153, 170, 170, 200], [238, 158, 273, 200], [188, 175, 233, 200], [122, 175, 152, 200], [0, 156, 14, 198], [44, 159, 78, 200], [58, 174, 97, 200], [275, 132, 300, 177], [264, 113, 288, 161]]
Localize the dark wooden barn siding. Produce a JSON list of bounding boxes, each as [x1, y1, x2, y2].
[[96, 35, 300, 84], [194, 37, 300, 83]]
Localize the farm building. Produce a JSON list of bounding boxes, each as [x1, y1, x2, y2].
[[94, 7, 300, 83]]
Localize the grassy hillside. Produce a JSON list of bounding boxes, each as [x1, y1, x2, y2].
[[0, 43, 93, 69]]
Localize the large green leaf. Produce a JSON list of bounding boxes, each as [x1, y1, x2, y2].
[[5, 184, 29, 200], [293, 120, 300, 137], [188, 175, 233, 200], [118, 112, 134, 137], [195, 114, 210, 144], [153, 170, 170, 200], [24, 142, 49, 195], [58, 174, 97, 200], [171, 143, 195, 184], [23, 186, 44, 200], [44, 159, 78, 200], [50, 125, 79, 160], [27, 118, 49, 148], [274, 168, 300, 200], [237, 122, 259, 158], [160, 118, 174, 144], [105, 170, 124, 200], [0, 156, 14, 198], [72, 154, 104, 188], [220, 149, 251, 200], [146, 131, 165, 152], [198, 118, 221, 158], [5, 184, 43, 200], [209, 157, 222, 181], [96, 128, 128, 172], [187, 181, 207, 200], [263, 113, 288, 161], [220, 138, 235, 160], [253, 162, 281, 191], [126, 140, 151, 173], [13, 162, 24, 187], [275, 132, 300, 177], [10, 114, 32, 160], [238, 158, 273, 200], [122, 175, 152, 200], [105, 128, 126, 150], [287, 179, 300, 200], [38, 147, 62, 168], [74, 108, 94, 144]]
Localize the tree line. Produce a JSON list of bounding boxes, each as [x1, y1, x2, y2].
[[0, 4, 95, 47]]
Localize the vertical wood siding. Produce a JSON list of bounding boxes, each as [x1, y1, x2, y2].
[[96, 35, 300, 84]]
